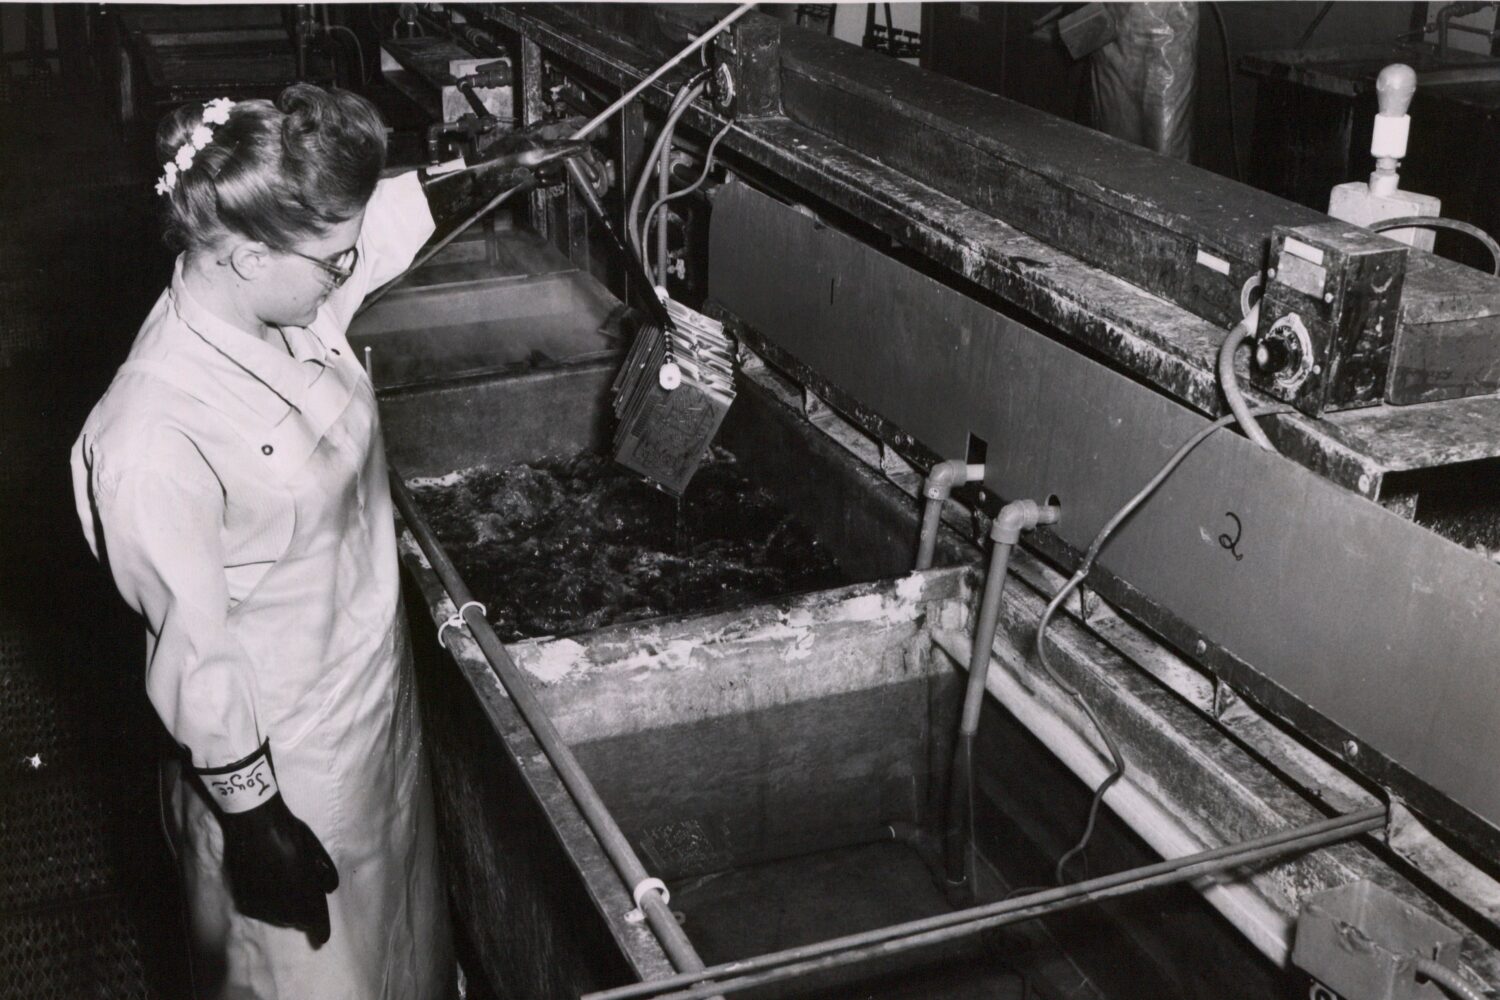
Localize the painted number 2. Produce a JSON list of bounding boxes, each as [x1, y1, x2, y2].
[[1218, 512, 1245, 562]]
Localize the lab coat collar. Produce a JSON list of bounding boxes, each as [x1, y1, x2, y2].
[[169, 258, 323, 419]]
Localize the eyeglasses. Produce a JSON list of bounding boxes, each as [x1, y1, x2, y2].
[[278, 244, 359, 288]]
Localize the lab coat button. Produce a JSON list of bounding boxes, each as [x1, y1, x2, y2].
[[262, 444, 274, 456]]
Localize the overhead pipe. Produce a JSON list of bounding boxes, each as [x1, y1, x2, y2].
[[944, 498, 1060, 902], [389, 475, 721, 997], [914, 460, 985, 571], [656, 103, 673, 286]]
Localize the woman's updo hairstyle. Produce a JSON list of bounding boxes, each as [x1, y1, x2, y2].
[[155, 83, 387, 254]]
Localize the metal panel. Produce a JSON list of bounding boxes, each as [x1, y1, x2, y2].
[[709, 181, 1500, 858], [482, 4, 1500, 490]]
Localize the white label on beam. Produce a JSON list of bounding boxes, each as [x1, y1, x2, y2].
[[1196, 249, 1231, 276]]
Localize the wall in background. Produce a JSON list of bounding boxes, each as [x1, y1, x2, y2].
[[1, 4, 61, 77], [831, 1, 923, 47], [1198, 2, 1417, 182], [922, 2, 1418, 185]]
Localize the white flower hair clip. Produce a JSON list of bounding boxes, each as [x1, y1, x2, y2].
[[202, 97, 234, 126], [156, 97, 235, 197]]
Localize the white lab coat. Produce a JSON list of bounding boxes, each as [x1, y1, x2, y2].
[[72, 174, 452, 999]]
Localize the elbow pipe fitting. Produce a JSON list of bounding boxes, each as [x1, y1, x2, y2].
[[923, 460, 984, 500], [990, 498, 1061, 545], [915, 461, 985, 572]]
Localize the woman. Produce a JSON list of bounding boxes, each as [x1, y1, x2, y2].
[[71, 84, 452, 999]]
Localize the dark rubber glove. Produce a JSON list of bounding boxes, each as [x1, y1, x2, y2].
[[196, 742, 340, 946]]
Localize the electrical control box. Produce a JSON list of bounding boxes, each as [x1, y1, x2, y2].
[[710, 16, 781, 118], [1293, 881, 1463, 1000], [1250, 223, 1409, 416]]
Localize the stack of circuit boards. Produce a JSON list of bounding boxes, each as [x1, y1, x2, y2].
[[612, 296, 737, 495]]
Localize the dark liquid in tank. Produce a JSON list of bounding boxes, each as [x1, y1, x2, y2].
[[408, 449, 846, 641]]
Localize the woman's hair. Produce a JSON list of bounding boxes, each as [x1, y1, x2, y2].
[[155, 84, 387, 254]]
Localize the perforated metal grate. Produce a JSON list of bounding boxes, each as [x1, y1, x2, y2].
[[0, 901, 152, 1000], [0, 773, 115, 912], [0, 653, 87, 771]]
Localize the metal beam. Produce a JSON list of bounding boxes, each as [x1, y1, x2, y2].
[[480, 3, 1500, 497]]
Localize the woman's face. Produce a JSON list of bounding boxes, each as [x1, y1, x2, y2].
[[253, 211, 366, 328]]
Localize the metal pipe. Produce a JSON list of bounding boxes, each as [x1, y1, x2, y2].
[[388, 475, 719, 994], [586, 807, 1386, 1000], [932, 624, 1300, 965], [914, 460, 984, 571], [641, 119, 738, 255], [632, 79, 709, 263], [1368, 215, 1500, 276], [576, 3, 753, 140], [294, 4, 313, 81], [944, 499, 1058, 900], [657, 112, 672, 286]]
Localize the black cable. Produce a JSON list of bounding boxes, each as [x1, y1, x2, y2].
[[641, 118, 736, 280], [629, 71, 713, 260], [1414, 957, 1490, 1000], [1296, 2, 1335, 48], [1205, 3, 1244, 182], [1369, 215, 1500, 276], [1034, 404, 1293, 885], [1219, 315, 1277, 451]]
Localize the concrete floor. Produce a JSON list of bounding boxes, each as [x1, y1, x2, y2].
[[0, 68, 189, 999]]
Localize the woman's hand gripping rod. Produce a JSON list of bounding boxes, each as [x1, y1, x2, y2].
[[357, 2, 757, 318]]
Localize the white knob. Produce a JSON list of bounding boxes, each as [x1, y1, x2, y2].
[[1376, 63, 1416, 117]]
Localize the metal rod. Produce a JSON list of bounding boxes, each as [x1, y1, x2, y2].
[[944, 537, 1016, 897], [584, 806, 1386, 1000], [656, 120, 671, 286], [573, 3, 755, 141], [388, 474, 718, 993], [359, 2, 756, 317]]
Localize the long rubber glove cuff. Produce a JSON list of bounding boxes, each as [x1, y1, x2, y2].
[[195, 742, 340, 947]]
